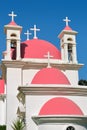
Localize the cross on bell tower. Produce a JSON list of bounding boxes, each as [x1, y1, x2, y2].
[[63, 17, 71, 26], [24, 30, 32, 40], [8, 11, 17, 21], [30, 25, 40, 39], [44, 52, 53, 68]]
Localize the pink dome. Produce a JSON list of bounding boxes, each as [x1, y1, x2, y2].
[[63, 26, 72, 31], [0, 79, 4, 94], [39, 97, 83, 115], [31, 68, 70, 84], [21, 39, 61, 59], [8, 21, 17, 26]]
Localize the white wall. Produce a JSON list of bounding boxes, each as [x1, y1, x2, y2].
[[23, 69, 39, 85], [6, 68, 22, 130], [38, 124, 86, 130], [6, 30, 21, 39], [0, 99, 5, 125], [63, 70, 79, 85], [25, 95, 87, 130]]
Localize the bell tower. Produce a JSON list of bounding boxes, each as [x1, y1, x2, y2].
[[58, 17, 78, 64], [4, 11, 22, 60]]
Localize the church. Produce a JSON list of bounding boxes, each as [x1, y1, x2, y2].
[[0, 11, 87, 130]]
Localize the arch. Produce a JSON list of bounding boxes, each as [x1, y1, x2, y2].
[[10, 33, 17, 37], [67, 38, 73, 41], [66, 126, 75, 130]]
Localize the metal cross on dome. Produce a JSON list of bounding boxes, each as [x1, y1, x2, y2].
[[63, 16, 71, 26], [30, 25, 40, 39], [24, 30, 32, 40], [44, 52, 53, 68], [8, 11, 17, 21]]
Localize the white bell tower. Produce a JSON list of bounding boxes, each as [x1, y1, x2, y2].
[[4, 11, 22, 60], [58, 17, 78, 64]]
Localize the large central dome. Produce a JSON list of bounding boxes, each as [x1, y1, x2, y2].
[[21, 39, 61, 59]]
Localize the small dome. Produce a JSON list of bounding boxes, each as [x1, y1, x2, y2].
[[31, 67, 70, 84], [39, 97, 83, 115], [8, 21, 18, 26], [21, 39, 61, 59], [63, 26, 72, 31]]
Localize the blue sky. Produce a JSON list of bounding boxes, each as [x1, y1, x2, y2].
[[0, 0, 87, 80]]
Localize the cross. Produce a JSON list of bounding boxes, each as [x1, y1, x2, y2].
[[30, 25, 40, 39], [44, 52, 53, 68], [8, 11, 17, 21], [63, 17, 71, 26], [24, 30, 32, 40]]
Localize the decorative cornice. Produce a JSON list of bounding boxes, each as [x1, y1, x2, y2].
[[18, 85, 87, 96], [32, 115, 87, 125], [58, 30, 78, 39], [4, 24, 22, 30], [2, 59, 83, 70]]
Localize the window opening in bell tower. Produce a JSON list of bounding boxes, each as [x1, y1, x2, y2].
[[68, 44, 72, 62], [10, 39, 17, 60]]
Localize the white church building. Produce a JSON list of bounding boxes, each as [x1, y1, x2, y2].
[[0, 11, 87, 130]]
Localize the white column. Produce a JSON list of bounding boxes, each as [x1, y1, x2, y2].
[[16, 40, 21, 60], [61, 46, 64, 60], [64, 43, 68, 62], [72, 44, 77, 63], [6, 39, 11, 60], [0, 99, 5, 125]]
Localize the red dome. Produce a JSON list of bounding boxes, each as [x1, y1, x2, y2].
[[21, 39, 61, 59], [31, 68, 70, 84], [39, 97, 83, 115]]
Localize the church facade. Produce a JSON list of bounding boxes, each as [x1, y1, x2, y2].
[[0, 11, 87, 130]]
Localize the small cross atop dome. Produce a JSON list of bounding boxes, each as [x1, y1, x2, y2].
[[24, 30, 32, 40], [63, 17, 71, 26], [44, 52, 53, 68], [30, 25, 40, 39], [8, 11, 17, 21]]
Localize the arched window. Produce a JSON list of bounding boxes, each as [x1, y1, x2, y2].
[[11, 33, 17, 37], [67, 38, 73, 41], [66, 126, 75, 130]]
